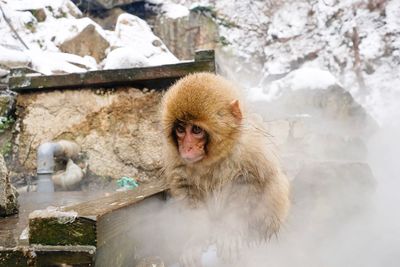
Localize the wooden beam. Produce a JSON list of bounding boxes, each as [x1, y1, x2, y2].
[[9, 50, 215, 92], [62, 180, 167, 217]]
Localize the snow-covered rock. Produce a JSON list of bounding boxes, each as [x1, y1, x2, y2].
[[0, 46, 31, 69], [102, 13, 178, 69], [0, 0, 178, 75], [249, 68, 339, 102], [7, 0, 82, 19], [28, 50, 97, 74], [251, 67, 377, 135], [59, 24, 110, 63], [160, 3, 189, 19], [103, 47, 150, 69]]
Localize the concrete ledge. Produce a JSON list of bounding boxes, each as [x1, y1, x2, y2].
[[28, 181, 167, 246]]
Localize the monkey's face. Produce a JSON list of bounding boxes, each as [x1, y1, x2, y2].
[[174, 122, 208, 163]]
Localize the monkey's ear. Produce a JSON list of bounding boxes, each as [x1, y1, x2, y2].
[[230, 100, 242, 123]]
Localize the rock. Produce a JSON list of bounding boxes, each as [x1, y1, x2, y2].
[[102, 13, 178, 67], [0, 68, 9, 78], [59, 24, 110, 63], [154, 8, 219, 60], [72, 0, 143, 10], [63, 0, 84, 18], [266, 119, 368, 164], [292, 161, 375, 222], [0, 92, 15, 117], [28, 8, 47, 22], [253, 68, 378, 139], [255, 68, 376, 195], [89, 8, 125, 30], [0, 154, 18, 216]]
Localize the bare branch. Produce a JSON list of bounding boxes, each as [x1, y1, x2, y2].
[[0, 3, 29, 50]]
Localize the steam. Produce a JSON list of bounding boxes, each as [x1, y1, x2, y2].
[[95, 57, 400, 267], [97, 87, 399, 267]]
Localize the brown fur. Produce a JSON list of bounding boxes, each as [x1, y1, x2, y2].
[[161, 72, 290, 239]]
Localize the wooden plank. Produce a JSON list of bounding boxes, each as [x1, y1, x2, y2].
[[62, 180, 167, 217], [9, 50, 215, 92]]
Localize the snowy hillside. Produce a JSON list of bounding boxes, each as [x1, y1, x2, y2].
[[0, 0, 178, 75], [173, 0, 400, 126]]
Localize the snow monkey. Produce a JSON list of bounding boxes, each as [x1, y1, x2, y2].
[[161, 72, 290, 263]]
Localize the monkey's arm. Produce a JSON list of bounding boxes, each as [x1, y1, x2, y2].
[[237, 127, 291, 239], [245, 159, 290, 239]]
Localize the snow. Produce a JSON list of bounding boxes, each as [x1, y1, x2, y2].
[[0, 46, 31, 67], [7, 0, 82, 19], [359, 31, 384, 59], [248, 68, 339, 102], [161, 3, 189, 19], [385, 1, 400, 33], [269, 2, 309, 39], [274, 68, 339, 92], [28, 49, 97, 74], [35, 17, 107, 48], [103, 47, 150, 69], [29, 206, 78, 224]]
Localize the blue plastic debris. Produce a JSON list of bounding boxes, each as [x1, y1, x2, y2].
[[116, 176, 139, 190]]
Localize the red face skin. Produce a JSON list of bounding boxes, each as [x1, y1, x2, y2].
[[175, 123, 207, 163]]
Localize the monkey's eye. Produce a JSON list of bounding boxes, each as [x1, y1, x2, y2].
[[192, 125, 204, 135], [175, 124, 185, 135]]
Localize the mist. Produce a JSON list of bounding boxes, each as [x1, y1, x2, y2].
[[234, 127, 400, 267]]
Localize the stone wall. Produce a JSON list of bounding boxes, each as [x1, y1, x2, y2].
[[0, 155, 18, 216], [15, 87, 163, 182]]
